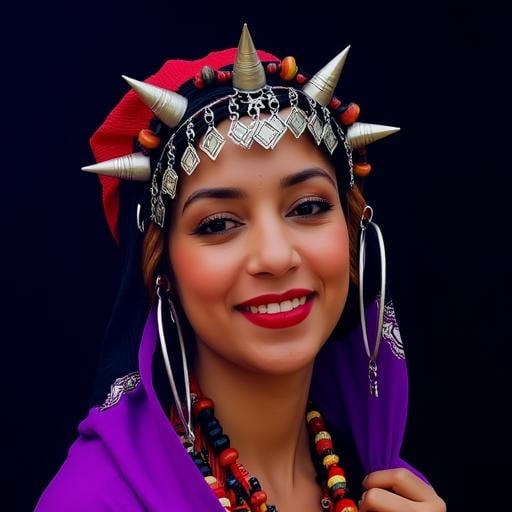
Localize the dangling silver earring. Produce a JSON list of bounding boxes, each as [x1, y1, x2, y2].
[[155, 275, 195, 443], [358, 205, 387, 398]]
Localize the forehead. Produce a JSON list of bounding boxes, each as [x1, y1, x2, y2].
[[175, 108, 337, 198]]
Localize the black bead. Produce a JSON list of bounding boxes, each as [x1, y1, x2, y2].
[[149, 117, 164, 135], [211, 434, 230, 453], [205, 426, 223, 440], [197, 408, 214, 424], [205, 419, 220, 430], [199, 464, 211, 476], [249, 476, 261, 491]]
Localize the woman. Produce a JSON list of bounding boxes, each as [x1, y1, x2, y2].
[[35, 25, 446, 512]]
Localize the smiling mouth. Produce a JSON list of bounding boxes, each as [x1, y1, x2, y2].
[[234, 292, 316, 314]]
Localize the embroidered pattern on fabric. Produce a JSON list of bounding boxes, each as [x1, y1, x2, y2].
[[98, 371, 141, 411], [376, 295, 406, 360]]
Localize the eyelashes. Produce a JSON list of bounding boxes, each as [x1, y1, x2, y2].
[[191, 197, 335, 237]]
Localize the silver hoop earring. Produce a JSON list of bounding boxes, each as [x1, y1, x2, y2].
[[155, 275, 195, 443], [358, 205, 387, 398]]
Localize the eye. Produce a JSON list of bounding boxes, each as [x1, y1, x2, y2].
[[288, 197, 334, 217], [193, 214, 242, 236], [192, 197, 334, 237]]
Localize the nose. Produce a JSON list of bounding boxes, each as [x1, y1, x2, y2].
[[246, 208, 301, 277]]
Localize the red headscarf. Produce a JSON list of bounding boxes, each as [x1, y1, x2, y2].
[[89, 48, 279, 244]]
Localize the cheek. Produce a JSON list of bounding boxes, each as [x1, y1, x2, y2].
[[169, 236, 240, 306]]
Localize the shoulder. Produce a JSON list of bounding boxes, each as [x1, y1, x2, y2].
[[34, 434, 144, 511]]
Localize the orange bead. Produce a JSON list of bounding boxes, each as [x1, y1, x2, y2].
[[334, 498, 358, 512], [280, 56, 298, 81], [354, 162, 372, 177], [340, 102, 360, 125], [138, 129, 161, 150]]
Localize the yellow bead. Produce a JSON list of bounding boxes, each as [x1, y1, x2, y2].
[[306, 410, 321, 422], [260, 505, 268, 512], [205, 475, 217, 485], [314, 431, 331, 442], [219, 497, 231, 506], [327, 475, 346, 488], [280, 56, 298, 81], [323, 454, 340, 468]]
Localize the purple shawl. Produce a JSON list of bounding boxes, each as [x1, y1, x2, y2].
[[35, 297, 427, 510]]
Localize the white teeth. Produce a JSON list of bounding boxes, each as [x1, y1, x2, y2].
[[244, 295, 310, 314]]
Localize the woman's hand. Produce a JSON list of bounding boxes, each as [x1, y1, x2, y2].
[[358, 468, 446, 512]]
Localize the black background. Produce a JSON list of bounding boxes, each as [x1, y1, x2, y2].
[[2, 2, 508, 511]]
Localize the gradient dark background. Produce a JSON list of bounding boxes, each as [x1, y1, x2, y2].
[[2, 2, 507, 511]]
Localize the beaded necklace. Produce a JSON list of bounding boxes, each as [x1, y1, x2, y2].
[[170, 377, 358, 512]]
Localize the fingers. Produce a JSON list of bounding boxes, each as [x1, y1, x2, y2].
[[362, 468, 439, 503], [359, 487, 416, 512]]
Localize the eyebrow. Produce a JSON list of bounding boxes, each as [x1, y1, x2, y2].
[[181, 167, 336, 214]]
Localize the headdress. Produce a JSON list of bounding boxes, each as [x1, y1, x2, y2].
[[82, 24, 399, 243]]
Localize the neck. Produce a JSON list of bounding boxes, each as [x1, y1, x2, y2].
[[194, 343, 318, 499]]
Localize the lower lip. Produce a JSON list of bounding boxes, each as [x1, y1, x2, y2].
[[236, 294, 315, 329]]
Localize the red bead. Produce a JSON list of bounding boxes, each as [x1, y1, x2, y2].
[[193, 398, 214, 416], [250, 490, 267, 506], [308, 417, 325, 433], [219, 447, 239, 467], [328, 465, 346, 478], [295, 73, 306, 84], [329, 97, 342, 110], [315, 438, 333, 455], [340, 102, 360, 125], [266, 62, 278, 74], [334, 498, 358, 512], [332, 486, 347, 500], [212, 485, 226, 498], [193, 74, 204, 88]]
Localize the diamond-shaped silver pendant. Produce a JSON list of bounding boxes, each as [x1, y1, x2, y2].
[[307, 111, 324, 145], [228, 119, 251, 146], [268, 114, 287, 148], [253, 116, 285, 149], [200, 126, 226, 160], [181, 144, 200, 175], [152, 195, 166, 227], [322, 122, 339, 155], [285, 107, 308, 138], [161, 167, 178, 198]]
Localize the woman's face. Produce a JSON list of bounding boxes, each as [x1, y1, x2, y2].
[[167, 111, 350, 375]]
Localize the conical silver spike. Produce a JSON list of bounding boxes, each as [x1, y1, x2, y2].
[[81, 152, 151, 182], [122, 75, 188, 128], [232, 23, 266, 91], [302, 46, 350, 107], [347, 122, 400, 149]]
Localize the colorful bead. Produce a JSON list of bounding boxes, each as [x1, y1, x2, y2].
[[250, 490, 268, 506], [353, 162, 372, 177], [340, 102, 360, 125], [315, 431, 332, 442], [219, 496, 231, 507], [332, 486, 347, 500], [308, 416, 325, 433], [201, 66, 216, 86], [280, 56, 298, 81], [219, 447, 239, 467], [205, 475, 218, 485], [322, 454, 340, 468], [138, 129, 160, 150], [327, 475, 346, 488], [295, 73, 306, 84], [193, 397, 214, 416], [266, 62, 278, 74], [334, 498, 358, 512], [315, 438, 334, 455], [306, 410, 321, 422], [329, 97, 342, 110], [193, 73, 204, 89], [328, 465, 345, 478]]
